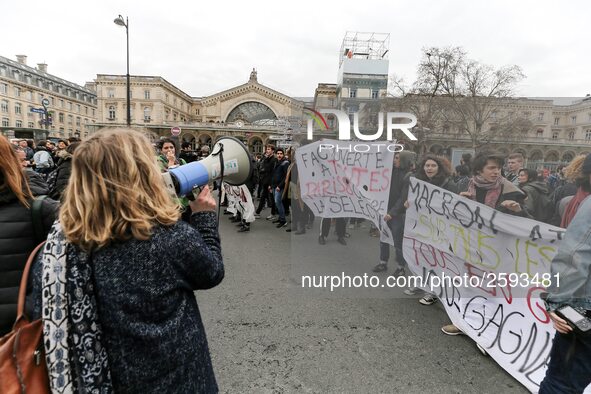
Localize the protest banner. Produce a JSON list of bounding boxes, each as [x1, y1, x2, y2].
[[296, 140, 397, 244], [403, 178, 562, 392], [222, 182, 255, 223]]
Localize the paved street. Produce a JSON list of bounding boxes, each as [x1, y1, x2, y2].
[[198, 210, 529, 393]]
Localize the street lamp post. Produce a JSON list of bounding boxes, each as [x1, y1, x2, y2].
[[114, 14, 131, 127]]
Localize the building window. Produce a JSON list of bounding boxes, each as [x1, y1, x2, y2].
[[68, 102, 72, 111], [0, 83, 7, 94], [538, 112, 544, 121], [85, 106, 88, 114], [14, 86, 20, 97], [68, 115, 73, 124], [14, 103, 21, 114], [1, 100, 8, 113], [144, 90, 150, 99], [329, 98, 335, 107], [143, 107, 151, 121], [107, 89, 115, 98], [2, 118, 9, 127], [349, 88, 357, 98], [554, 117, 559, 126], [491, 111, 497, 120], [552, 132, 559, 139], [28, 122, 34, 128], [59, 113, 64, 123], [536, 129, 544, 137], [26, 91, 32, 101], [92, 109, 95, 116], [108, 106, 116, 120], [60, 99, 64, 108], [15, 120, 22, 127], [371, 89, 379, 99], [27, 106, 33, 117], [586, 130, 591, 141], [572, 116, 577, 125], [38, 93, 44, 103], [568, 131, 575, 140], [76, 117, 81, 126], [76, 104, 80, 113], [165, 94, 169, 103]]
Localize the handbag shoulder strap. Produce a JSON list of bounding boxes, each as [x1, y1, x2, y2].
[[16, 242, 46, 321]]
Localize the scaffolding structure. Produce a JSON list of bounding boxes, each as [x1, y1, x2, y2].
[[339, 31, 390, 66]]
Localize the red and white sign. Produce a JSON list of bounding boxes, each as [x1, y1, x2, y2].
[[171, 126, 181, 136]]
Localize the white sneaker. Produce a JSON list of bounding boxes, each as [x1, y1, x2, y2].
[[266, 215, 276, 221], [441, 324, 464, 336], [419, 294, 438, 305]]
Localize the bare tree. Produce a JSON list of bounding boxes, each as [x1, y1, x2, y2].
[[384, 47, 527, 152]]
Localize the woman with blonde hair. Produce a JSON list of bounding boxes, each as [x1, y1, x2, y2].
[[29, 128, 224, 393], [0, 135, 58, 336]]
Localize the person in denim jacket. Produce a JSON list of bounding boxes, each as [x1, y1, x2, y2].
[[540, 154, 591, 393]]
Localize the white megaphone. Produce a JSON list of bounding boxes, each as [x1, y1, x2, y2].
[[162, 136, 253, 197]]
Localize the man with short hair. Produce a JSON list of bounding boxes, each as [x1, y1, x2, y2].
[[271, 148, 290, 228], [179, 141, 199, 163], [255, 145, 277, 219], [18, 139, 34, 161], [506, 153, 524, 186]]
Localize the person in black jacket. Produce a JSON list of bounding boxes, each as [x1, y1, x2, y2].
[[49, 142, 79, 200], [0, 135, 58, 336], [271, 148, 290, 228], [255, 144, 277, 218], [374, 151, 417, 272]]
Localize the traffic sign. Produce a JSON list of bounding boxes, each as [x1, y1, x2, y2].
[[30, 108, 45, 114], [41, 98, 50, 107], [171, 126, 181, 136], [267, 134, 285, 141]]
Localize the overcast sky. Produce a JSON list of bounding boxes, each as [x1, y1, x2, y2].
[[2, 0, 590, 99]]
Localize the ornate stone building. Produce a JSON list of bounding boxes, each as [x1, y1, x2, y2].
[[3, 52, 591, 167], [90, 69, 304, 155], [0, 55, 97, 140]]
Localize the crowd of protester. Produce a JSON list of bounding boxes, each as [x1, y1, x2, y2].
[[2, 134, 589, 391]]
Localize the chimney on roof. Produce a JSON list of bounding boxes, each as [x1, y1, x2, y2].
[[16, 55, 27, 65], [37, 63, 48, 73]]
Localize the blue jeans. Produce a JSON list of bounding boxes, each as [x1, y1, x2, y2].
[[274, 189, 285, 222], [539, 331, 591, 393]]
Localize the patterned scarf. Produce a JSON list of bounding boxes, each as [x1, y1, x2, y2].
[[466, 176, 503, 208], [41, 222, 113, 393]]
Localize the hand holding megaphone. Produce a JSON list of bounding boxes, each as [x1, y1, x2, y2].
[[161, 136, 253, 199], [189, 185, 217, 212]]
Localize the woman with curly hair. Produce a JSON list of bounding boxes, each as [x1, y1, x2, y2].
[[414, 154, 459, 193]]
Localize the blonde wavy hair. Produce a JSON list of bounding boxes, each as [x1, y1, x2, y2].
[[563, 154, 587, 182], [60, 128, 181, 251]]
